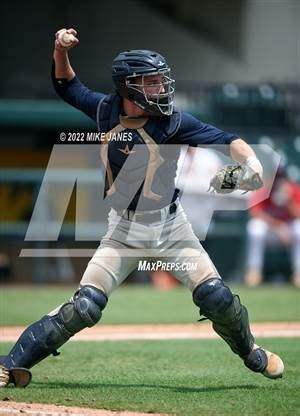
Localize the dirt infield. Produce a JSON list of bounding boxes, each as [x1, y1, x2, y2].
[[0, 400, 166, 416], [1, 322, 300, 342], [0, 322, 299, 415]]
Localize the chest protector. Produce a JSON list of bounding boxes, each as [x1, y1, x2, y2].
[[96, 93, 182, 211]]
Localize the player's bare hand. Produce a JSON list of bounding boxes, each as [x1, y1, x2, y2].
[[55, 28, 79, 51]]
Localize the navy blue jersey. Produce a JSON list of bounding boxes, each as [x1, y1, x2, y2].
[[53, 72, 239, 210]]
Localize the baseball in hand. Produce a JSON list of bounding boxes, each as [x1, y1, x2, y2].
[[58, 31, 76, 47]]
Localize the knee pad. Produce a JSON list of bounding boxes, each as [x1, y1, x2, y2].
[[59, 285, 108, 335], [193, 278, 234, 320]]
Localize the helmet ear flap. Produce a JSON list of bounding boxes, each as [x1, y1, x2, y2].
[[128, 91, 135, 100]]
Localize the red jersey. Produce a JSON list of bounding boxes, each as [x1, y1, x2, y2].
[[250, 180, 300, 222]]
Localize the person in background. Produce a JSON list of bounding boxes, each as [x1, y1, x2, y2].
[[245, 167, 300, 287]]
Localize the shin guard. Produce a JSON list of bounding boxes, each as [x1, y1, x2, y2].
[[2, 286, 107, 369], [193, 278, 254, 357]]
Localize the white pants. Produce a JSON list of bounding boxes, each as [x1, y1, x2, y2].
[[246, 217, 300, 273], [80, 203, 220, 296]]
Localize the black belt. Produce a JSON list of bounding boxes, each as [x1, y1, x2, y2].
[[123, 201, 177, 224]]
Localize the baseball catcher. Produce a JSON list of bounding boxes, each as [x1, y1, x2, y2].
[[0, 28, 284, 387]]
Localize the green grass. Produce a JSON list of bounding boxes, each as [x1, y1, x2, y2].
[[0, 285, 299, 414], [0, 285, 299, 326], [0, 338, 299, 415]]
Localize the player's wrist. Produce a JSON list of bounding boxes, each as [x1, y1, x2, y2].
[[244, 156, 263, 178], [54, 43, 69, 54]]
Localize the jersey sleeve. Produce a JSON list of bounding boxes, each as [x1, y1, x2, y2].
[[174, 111, 239, 145], [52, 60, 105, 122]]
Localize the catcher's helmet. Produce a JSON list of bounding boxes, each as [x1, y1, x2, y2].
[[112, 49, 175, 116]]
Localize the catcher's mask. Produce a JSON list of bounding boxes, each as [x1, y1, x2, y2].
[[112, 49, 175, 116]]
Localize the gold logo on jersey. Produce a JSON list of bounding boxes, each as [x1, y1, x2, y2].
[[100, 124, 164, 200], [118, 144, 136, 155]]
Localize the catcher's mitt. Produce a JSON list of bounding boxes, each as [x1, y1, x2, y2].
[[209, 164, 263, 194]]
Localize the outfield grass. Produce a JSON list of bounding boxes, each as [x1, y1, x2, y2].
[[0, 285, 299, 326], [0, 338, 299, 415]]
